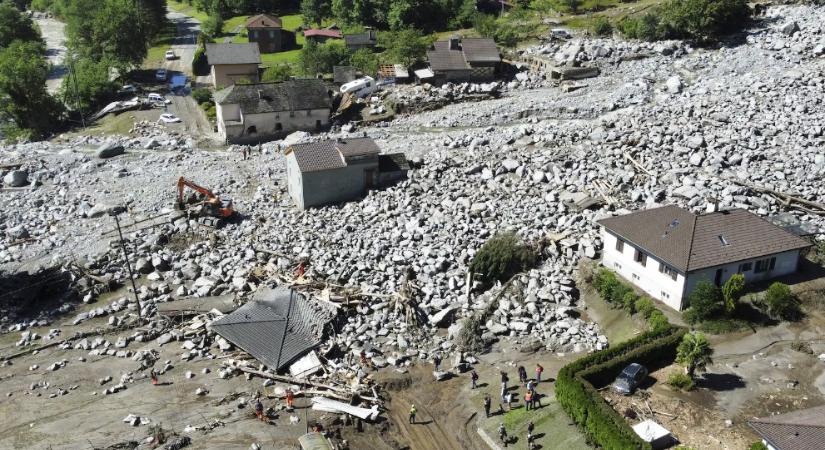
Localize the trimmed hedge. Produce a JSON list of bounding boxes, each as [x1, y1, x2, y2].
[[556, 325, 687, 450]]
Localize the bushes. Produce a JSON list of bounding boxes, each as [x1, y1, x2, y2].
[[191, 88, 212, 104], [592, 16, 613, 36], [764, 282, 801, 321], [469, 232, 537, 285], [618, 13, 662, 41], [192, 44, 209, 76], [667, 372, 695, 391], [722, 273, 745, 314], [748, 442, 768, 450], [635, 297, 656, 319], [592, 269, 669, 331], [684, 280, 723, 324], [647, 310, 670, 331], [618, 0, 752, 43], [261, 64, 293, 82], [556, 325, 686, 450]]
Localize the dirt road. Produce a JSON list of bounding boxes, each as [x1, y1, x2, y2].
[[33, 14, 67, 94]]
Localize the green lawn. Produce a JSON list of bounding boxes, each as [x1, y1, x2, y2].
[[230, 14, 325, 68], [223, 14, 250, 34], [144, 20, 178, 69], [167, 0, 209, 23]]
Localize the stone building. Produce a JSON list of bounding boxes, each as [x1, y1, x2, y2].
[[245, 14, 283, 53], [214, 79, 332, 144], [426, 36, 501, 84], [205, 43, 261, 88], [284, 138, 408, 209]]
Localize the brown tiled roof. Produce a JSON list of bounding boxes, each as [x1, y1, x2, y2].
[[749, 405, 825, 450], [246, 14, 282, 29], [287, 138, 380, 173], [598, 205, 811, 272], [287, 140, 345, 173]]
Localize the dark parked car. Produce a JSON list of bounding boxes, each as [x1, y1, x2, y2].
[[612, 363, 648, 395]]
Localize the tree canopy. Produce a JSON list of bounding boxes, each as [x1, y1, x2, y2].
[[0, 1, 43, 49]]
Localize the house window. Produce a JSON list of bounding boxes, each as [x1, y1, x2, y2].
[[738, 262, 753, 273], [615, 239, 624, 253], [755, 257, 777, 273], [659, 263, 677, 281], [249, 30, 256, 39], [661, 291, 670, 299], [634, 250, 647, 267], [614, 262, 622, 270], [269, 30, 275, 38], [632, 273, 640, 281]]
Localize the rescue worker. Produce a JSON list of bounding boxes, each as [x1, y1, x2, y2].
[[518, 365, 528, 386], [483, 394, 491, 418], [470, 370, 479, 389], [535, 363, 544, 384], [286, 388, 295, 411], [254, 397, 265, 421], [525, 389, 533, 411], [409, 404, 417, 424], [498, 423, 508, 447], [150, 369, 158, 385]]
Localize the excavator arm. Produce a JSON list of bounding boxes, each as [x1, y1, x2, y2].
[[176, 177, 235, 220]]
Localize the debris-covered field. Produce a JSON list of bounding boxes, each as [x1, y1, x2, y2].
[[1, 4, 825, 449]]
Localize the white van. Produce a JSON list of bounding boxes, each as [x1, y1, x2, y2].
[[148, 93, 165, 103], [340, 76, 377, 98], [551, 28, 572, 40]]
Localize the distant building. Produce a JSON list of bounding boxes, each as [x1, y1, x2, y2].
[[598, 205, 811, 311], [245, 14, 283, 53], [205, 43, 261, 88], [426, 36, 501, 83], [344, 30, 377, 51], [303, 28, 342, 44], [749, 404, 825, 450], [214, 79, 332, 144], [284, 138, 408, 209], [333, 65, 358, 84]]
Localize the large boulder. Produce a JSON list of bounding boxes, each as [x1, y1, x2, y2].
[[96, 141, 125, 158], [3, 170, 28, 187]]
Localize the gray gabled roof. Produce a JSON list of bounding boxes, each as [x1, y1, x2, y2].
[[214, 79, 331, 115], [205, 43, 261, 65], [344, 31, 377, 46], [209, 288, 337, 371], [286, 137, 381, 173], [749, 405, 825, 450], [598, 205, 812, 272], [427, 38, 500, 72]]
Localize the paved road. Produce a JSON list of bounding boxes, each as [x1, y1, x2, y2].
[[160, 8, 217, 140], [33, 14, 67, 94]]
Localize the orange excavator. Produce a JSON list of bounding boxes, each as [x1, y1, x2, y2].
[[176, 177, 235, 227]]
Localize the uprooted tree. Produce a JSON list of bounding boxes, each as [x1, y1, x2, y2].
[[469, 232, 537, 285]]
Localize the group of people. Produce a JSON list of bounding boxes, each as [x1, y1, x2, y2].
[[252, 388, 296, 423]]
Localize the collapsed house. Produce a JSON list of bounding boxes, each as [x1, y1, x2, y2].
[[425, 36, 501, 83], [209, 287, 337, 372], [284, 137, 409, 209]]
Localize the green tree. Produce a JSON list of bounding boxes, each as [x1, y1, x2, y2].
[[332, 0, 372, 26], [301, 0, 332, 26], [469, 232, 537, 285], [377, 28, 431, 67], [676, 332, 714, 379], [658, 0, 751, 43], [0, 0, 43, 48], [764, 282, 801, 321], [261, 64, 293, 82], [300, 39, 350, 75], [65, 0, 152, 67], [684, 280, 723, 324], [563, 0, 581, 13], [61, 55, 118, 113], [349, 48, 378, 75], [721, 273, 745, 315], [0, 40, 62, 140], [202, 9, 224, 39]]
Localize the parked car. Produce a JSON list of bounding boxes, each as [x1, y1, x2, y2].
[[612, 363, 648, 395], [147, 93, 167, 103], [164, 50, 176, 60], [550, 28, 572, 40], [117, 84, 139, 95], [155, 69, 167, 81], [159, 113, 180, 123]]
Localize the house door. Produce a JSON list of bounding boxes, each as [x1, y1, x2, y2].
[[365, 169, 376, 189], [714, 268, 723, 286]]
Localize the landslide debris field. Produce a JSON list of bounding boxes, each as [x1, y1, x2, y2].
[[1, 4, 824, 449]]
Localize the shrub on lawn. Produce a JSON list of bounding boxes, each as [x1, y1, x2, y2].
[[647, 309, 670, 331], [469, 232, 536, 285], [658, 0, 752, 43], [748, 442, 768, 450], [722, 273, 745, 314], [667, 372, 695, 391], [622, 291, 638, 314], [618, 13, 662, 41], [191, 88, 212, 104], [764, 282, 801, 321], [684, 280, 723, 324], [592, 16, 613, 36], [635, 297, 656, 319]]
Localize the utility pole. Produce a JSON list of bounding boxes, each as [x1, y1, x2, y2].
[[108, 206, 142, 323]]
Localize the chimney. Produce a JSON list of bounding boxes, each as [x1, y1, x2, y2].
[[706, 197, 719, 213], [449, 35, 461, 51]]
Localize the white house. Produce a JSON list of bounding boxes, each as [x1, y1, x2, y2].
[[598, 205, 811, 311]]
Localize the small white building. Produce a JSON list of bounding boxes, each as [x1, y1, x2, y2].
[[632, 419, 675, 449], [598, 205, 811, 311]]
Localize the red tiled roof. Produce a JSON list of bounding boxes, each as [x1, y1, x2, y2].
[[304, 29, 342, 39]]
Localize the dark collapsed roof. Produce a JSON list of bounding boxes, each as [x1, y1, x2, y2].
[[209, 288, 337, 371], [214, 79, 331, 115], [378, 153, 410, 172], [749, 405, 825, 450], [205, 43, 261, 65], [598, 205, 811, 273], [246, 13, 282, 29], [427, 38, 500, 71], [287, 138, 381, 173]]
